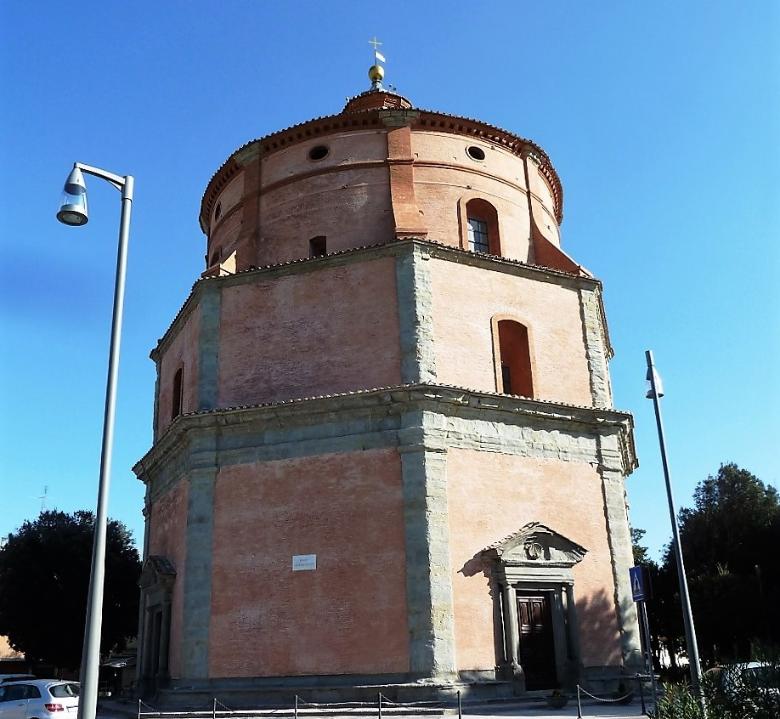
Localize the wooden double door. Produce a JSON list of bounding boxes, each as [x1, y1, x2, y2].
[[516, 592, 557, 690]]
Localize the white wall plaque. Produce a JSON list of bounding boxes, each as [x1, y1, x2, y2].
[[292, 554, 317, 571]]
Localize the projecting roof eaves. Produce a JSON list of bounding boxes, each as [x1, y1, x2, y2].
[[134, 381, 638, 481]]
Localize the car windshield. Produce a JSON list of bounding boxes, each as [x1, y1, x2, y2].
[[49, 684, 80, 698]]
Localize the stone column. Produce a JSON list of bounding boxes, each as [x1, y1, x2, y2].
[[137, 599, 150, 682], [564, 583, 583, 684], [491, 576, 507, 670], [501, 584, 520, 672], [157, 598, 172, 678]]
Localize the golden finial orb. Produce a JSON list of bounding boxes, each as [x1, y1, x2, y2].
[[368, 64, 384, 83]]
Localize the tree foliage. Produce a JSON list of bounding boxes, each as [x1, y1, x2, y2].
[[646, 464, 780, 666], [0, 510, 141, 670], [631, 527, 653, 566]]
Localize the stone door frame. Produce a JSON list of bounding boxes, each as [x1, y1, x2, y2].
[[137, 555, 176, 694], [482, 523, 586, 690]]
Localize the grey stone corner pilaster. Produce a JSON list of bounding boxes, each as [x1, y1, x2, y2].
[[197, 281, 222, 411], [595, 434, 642, 670], [180, 429, 219, 679], [578, 285, 614, 409], [395, 242, 437, 385], [397, 409, 456, 680]]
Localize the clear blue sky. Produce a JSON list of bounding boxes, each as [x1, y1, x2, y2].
[[1, 1, 778, 561]]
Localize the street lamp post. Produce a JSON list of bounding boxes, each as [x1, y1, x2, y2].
[[645, 349, 705, 712], [57, 163, 134, 719]]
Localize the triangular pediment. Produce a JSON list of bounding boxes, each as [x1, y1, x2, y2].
[[139, 555, 177, 589], [482, 522, 587, 567]]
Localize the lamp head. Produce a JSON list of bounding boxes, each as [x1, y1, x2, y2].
[[645, 366, 665, 399], [57, 166, 89, 226]]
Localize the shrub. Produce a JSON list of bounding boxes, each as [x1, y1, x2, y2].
[[651, 662, 780, 719]]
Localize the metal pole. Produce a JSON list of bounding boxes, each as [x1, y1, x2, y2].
[[76, 176, 134, 719], [377, 692, 382, 719], [457, 689, 462, 719], [645, 350, 705, 714], [576, 685, 582, 718], [294, 695, 298, 719], [212, 697, 216, 719], [640, 600, 659, 710], [637, 675, 646, 716]]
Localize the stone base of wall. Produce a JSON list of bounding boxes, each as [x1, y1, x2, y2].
[[153, 675, 514, 707], [149, 664, 639, 707]]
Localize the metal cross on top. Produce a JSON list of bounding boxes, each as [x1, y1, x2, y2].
[[369, 36, 386, 64]]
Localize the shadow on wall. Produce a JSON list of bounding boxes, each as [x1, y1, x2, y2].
[[576, 588, 624, 667], [460, 552, 488, 579]]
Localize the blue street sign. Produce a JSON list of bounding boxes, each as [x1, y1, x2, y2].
[[629, 566, 649, 602]]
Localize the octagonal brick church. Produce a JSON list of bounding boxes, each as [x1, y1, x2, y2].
[[133, 65, 642, 703]]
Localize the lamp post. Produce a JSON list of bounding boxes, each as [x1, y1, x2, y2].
[[57, 163, 134, 719], [645, 350, 705, 712]]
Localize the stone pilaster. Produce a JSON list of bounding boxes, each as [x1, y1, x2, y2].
[[197, 283, 221, 411], [596, 432, 642, 671], [137, 498, 150, 683], [396, 243, 437, 384], [181, 432, 217, 678], [579, 287, 613, 408], [398, 410, 455, 679], [152, 357, 161, 439]]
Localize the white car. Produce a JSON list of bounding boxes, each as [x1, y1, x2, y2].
[[0, 680, 79, 719]]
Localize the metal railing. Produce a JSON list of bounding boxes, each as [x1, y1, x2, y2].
[[138, 690, 463, 719], [575, 674, 658, 717]]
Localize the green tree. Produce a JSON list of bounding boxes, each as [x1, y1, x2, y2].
[[663, 464, 780, 663], [0, 510, 141, 671], [631, 527, 652, 566]]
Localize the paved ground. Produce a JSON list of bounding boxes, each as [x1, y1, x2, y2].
[[96, 699, 654, 719]]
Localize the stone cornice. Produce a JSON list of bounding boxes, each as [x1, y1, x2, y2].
[[133, 382, 637, 483], [199, 108, 563, 233], [150, 238, 603, 362]]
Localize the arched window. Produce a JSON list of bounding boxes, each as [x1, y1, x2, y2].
[[171, 368, 183, 421], [309, 236, 327, 258], [465, 198, 500, 255], [495, 320, 533, 397]]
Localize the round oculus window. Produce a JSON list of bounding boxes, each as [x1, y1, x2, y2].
[[467, 146, 486, 161], [308, 145, 329, 161]]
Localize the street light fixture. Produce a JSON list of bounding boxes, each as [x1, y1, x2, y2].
[[645, 350, 705, 713], [57, 162, 134, 719]]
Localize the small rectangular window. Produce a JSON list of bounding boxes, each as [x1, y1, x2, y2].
[[309, 236, 327, 258], [467, 218, 489, 253], [171, 368, 183, 421]]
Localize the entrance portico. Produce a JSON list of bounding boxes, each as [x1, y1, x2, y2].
[[482, 523, 586, 691]]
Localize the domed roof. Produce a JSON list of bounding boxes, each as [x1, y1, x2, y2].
[[199, 89, 563, 232]]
